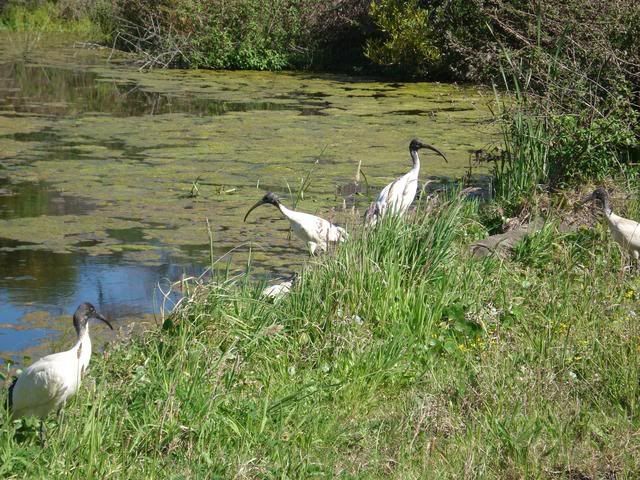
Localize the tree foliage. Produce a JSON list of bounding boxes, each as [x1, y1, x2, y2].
[[365, 0, 440, 77]]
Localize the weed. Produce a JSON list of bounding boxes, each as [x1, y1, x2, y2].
[[188, 176, 201, 198]]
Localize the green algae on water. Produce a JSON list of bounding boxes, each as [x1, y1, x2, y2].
[[0, 33, 497, 274]]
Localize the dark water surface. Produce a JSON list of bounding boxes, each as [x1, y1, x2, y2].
[[0, 33, 496, 364]]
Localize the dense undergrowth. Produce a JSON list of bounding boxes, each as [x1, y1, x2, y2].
[[2, 193, 640, 478], [0, 1, 101, 35], [3, 1, 638, 80], [489, 28, 639, 215]]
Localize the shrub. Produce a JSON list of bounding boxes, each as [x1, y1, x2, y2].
[[548, 113, 639, 184], [484, 0, 640, 207], [104, 0, 366, 70], [0, 0, 107, 34], [364, 0, 441, 77]]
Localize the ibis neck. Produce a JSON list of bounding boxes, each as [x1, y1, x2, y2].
[[601, 197, 612, 216], [74, 324, 89, 348], [277, 202, 294, 218], [410, 149, 420, 170], [73, 325, 92, 373]]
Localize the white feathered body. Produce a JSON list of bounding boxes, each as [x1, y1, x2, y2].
[[11, 332, 91, 419], [377, 166, 419, 216], [262, 280, 293, 300], [606, 211, 640, 259], [278, 204, 347, 255], [367, 160, 420, 226]]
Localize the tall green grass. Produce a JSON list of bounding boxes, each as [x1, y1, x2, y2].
[[2, 195, 639, 478], [492, 49, 550, 212], [492, 110, 550, 211], [0, 2, 99, 35]]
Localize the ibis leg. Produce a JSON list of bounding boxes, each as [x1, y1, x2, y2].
[[39, 420, 46, 447]]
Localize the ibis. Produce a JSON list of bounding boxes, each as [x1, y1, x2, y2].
[[8, 303, 113, 439], [365, 139, 447, 226], [244, 192, 347, 255], [261, 273, 298, 301], [583, 187, 640, 268]]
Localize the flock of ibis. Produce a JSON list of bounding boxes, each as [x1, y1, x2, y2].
[[244, 138, 446, 253], [4, 137, 640, 444]]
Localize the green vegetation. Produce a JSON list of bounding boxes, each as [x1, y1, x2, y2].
[[93, 0, 330, 70], [3, 1, 639, 83], [1, 1, 639, 477], [365, 0, 440, 77], [3, 194, 640, 477], [492, 109, 549, 212], [487, 1, 639, 213], [0, 1, 100, 35], [3, 1, 636, 194]]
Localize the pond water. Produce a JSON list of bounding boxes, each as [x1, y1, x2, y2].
[[0, 33, 496, 364]]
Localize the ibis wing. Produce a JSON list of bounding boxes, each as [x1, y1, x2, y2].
[[281, 206, 346, 252], [314, 217, 347, 244], [365, 184, 393, 225], [373, 180, 394, 216], [7, 376, 17, 410], [262, 281, 292, 299], [11, 356, 70, 418], [609, 214, 640, 249], [375, 172, 417, 217], [613, 216, 640, 240]]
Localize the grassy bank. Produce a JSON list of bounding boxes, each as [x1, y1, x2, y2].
[[2, 192, 639, 478], [0, 2, 99, 35]]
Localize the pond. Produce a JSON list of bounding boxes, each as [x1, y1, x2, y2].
[[0, 33, 496, 364]]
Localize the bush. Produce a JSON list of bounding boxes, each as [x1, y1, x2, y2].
[[481, 0, 640, 207], [0, 0, 107, 34], [548, 112, 639, 184], [493, 58, 638, 210], [364, 0, 441, 78], [103, 0, 371, 70]]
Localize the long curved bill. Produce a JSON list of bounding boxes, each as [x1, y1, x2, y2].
[[93, 312, 114, 330], [243, 200, 266, 222], [424, 144, 448, 162]]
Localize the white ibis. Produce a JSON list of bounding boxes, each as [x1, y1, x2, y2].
[[8, 303, 113, 440], [365, 139, 447, 226], [244, 192, 347, 255], [261, 273, 298, 301], [583, 187, 640, 268]]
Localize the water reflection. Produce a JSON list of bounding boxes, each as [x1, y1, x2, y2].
[[0, 62, 296, 117], [0, 179, 95, 219], [0, 242, 196, 362]]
